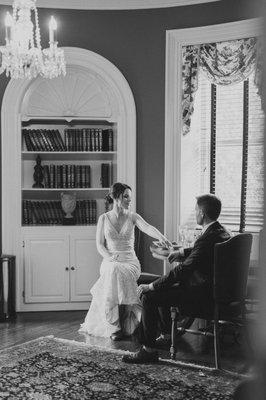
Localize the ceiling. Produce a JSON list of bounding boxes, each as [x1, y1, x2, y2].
[[0, 0, 220, 10]]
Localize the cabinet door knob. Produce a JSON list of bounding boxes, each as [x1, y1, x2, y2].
[[65, 267, 69, 271], [71, 266, 75, 270]]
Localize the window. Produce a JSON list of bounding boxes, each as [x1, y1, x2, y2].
[[180, 69, 264, 232]]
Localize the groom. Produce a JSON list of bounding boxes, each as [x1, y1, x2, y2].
[[122, 194, 231, 363]]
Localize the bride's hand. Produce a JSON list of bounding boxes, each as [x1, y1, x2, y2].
[[160, 236, 172, 249], [107, 254, 119, 262]]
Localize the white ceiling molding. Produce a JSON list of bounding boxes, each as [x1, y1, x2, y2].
[[0, 0, 221, 10]]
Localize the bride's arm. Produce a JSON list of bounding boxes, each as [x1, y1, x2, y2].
[[96, 214, 113, 260], [133, 213, 171, 246]]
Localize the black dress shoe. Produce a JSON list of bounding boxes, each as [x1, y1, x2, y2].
[[122, 346, 159, 364], [110, 330, 124, 341]]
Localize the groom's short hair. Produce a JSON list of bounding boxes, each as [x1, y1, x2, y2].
[[196, 194, 222, 221]]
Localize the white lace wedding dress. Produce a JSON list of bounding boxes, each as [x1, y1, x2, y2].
[[79, 212, 142, 338]]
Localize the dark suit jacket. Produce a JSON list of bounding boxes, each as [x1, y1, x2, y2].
[[153, 221, 231, 292]]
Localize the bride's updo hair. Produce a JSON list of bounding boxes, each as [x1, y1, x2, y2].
[[105, 182, 132, 204]]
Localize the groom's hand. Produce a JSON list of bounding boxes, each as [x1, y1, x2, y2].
[[137, 284, 153, 297], [168, 250, 183, 263]]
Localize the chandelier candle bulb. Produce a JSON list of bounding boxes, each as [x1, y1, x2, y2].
[[0, 0, 65, 79], [5, 12, 13, 44], [49, 16, 57, 44]]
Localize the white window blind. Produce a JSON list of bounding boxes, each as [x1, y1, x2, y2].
[[180, 69, 264, 232]]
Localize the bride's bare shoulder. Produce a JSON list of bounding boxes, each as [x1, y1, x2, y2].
[[130, 212, 139, 223], [98, 213, 107, 223]]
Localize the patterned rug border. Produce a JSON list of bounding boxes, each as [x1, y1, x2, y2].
[[0, 335, 243, 399], [0, 335, 251, 380], [0, 335, 55, 353], [54, 337, 251, 379]]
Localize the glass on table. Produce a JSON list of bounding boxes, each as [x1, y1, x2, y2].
[[178, 225, 197, 248]]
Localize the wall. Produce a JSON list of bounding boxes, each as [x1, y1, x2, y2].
[[0, 0, 260, 273]]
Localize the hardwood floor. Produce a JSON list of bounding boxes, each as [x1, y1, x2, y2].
[[0, 311, 251, 374]]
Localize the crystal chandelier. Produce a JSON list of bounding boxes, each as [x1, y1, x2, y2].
[[0, 0, 66, 79]]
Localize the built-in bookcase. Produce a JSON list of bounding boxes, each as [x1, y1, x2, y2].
[[21, 119, 117, 226], [2, 47, 136, 311]]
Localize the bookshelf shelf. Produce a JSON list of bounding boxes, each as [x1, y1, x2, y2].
[[22, 116, 115, 123], [22, 188, 109, 191], [22, 151, 117, 161]]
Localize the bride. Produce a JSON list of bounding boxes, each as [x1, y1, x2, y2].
[[79, 182, 170, 340]]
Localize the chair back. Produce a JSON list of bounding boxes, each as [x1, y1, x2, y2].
[[214, 233, 253, 303]]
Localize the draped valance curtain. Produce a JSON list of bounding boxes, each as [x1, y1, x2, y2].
[[182, 37, 262, 135]]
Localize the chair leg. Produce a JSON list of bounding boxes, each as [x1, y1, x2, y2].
[[170, 307, 178, 360], [214, 304, 221, 370]]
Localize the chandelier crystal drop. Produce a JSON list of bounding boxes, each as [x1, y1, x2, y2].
[[0, 0, 66, 79]]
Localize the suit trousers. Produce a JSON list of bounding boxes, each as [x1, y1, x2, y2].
[[138, 285, 212, 347]]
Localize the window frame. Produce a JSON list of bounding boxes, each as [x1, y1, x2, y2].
[[164, 19, 263, 273]]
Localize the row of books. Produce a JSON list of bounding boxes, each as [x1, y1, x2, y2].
[[22, 200, 97, 225], [23, 129, 66, 152], [43, 164, 91, 188], [23, 128, 114, 152], [64, 128, 114, 152]]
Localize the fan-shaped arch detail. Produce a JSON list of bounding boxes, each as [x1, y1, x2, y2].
[[22, 66, 114, 118]]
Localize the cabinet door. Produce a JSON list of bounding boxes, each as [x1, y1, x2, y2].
[[70, 234, 101, 302], [24, 235, 70, 303]]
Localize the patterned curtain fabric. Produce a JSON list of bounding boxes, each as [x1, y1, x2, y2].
[[182, 45, 200, 135], [200, 38, 257, 85], [182, 37, 262, 135]]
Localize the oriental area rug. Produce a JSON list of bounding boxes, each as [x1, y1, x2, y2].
[[0, 336, 242, 400]]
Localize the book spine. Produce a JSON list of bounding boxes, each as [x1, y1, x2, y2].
[[109, 162, 113, 186], [108, 129, 113, 151], [70, 164, 75, 188], [56, 165, 61, 188], [66, 164, 71, 188], [44, 201, 52, 224], [49, 164, 55, 188], [101, 163, 109, 188], [33, 130, 43, 151], [62, 164, 67, 188], [85, 200, 90, 224], [40, 201, 49, 224], [98, 129, 103, 151], [64, 129, 69, 151], [43, 165, 50, 188], [39, 130, 50, 151], [48, 130, 58, 151], [50, 201, 59, 224], [92, 200, 97, 224], [31, 201, 40, 224], [68, 130, 73, 151], [102, 129, 109, 151], [22, 200, 29, 225], [91, 129, 95, 152], [88, 129, 92, 151], [22, 129, 33, 151], [74, 165, 79, 188], [81, 165, 86, 188], [75, 201, 80, 225], [55, 129, 66, 151], [35, 201, 45, 224], [29, 130, 41, 151], [82, 129, 86, 151], [88, 199, 93, 224], [85, 165, 91, 188], [95, 129, 99, 151]]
